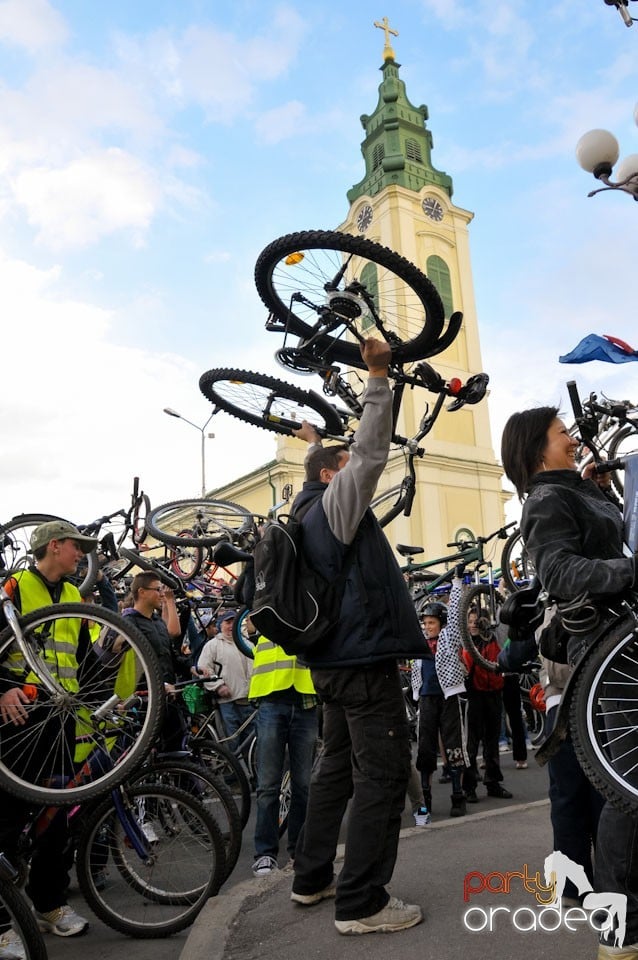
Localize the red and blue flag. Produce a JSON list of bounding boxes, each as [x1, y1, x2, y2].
[[559, 334, 638, 365]]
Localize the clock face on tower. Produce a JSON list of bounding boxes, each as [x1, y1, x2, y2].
[[356, 203, 373, 233], [422, 197, 444, 222]]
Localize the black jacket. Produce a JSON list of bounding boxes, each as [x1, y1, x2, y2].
[[294, 482, 427, 667], [520, 469, 636, 602]]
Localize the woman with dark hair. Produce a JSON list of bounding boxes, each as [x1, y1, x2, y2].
[[501, 406, 638, 960]]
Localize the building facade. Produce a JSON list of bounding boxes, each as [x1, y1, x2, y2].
[[212, 30, 506, 558]]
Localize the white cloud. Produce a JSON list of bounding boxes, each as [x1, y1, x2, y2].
[[11, 149, 160, 248], [0, 0, 67, 53], [0, 249, 277, 521], [113, 6, 308, 123], [255, 100, 306, 144]]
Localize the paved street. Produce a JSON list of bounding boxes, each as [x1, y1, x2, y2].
[[44, 746, 595, 960]]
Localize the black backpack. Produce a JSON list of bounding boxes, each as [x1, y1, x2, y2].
[[249, 498, 356, 658]]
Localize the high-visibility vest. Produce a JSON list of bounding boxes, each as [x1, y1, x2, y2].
[[248, 636, 316, 698], [6, 571, 81, 693]]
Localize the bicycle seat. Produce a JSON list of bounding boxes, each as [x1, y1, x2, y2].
[[212, 541, 253, 566], [396, 544, 424, 557], [500, 579, 544, 636]]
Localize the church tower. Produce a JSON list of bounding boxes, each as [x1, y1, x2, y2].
[[212, 21, 506, 555]]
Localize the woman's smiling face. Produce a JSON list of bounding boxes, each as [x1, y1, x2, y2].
[[540, 418, 580, 472]]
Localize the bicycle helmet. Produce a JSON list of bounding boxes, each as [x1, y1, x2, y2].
[[420, 601, 448, 626]]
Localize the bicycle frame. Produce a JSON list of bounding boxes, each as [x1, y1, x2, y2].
[[399, 523, 516, 598]]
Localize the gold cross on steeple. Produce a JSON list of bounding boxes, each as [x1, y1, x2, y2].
[[373, 16, 398, 60]]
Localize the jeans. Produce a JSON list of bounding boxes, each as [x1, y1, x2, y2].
[[218, 700, 255, 743], [253, 699, 318, 862], [546, 705, 604, 901], [595, 803, 638, 946], [292, 661, 411, 921], [502, 674, 528, 763]]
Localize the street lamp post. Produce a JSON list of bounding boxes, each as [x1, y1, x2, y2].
[[163, 407, 215, 498], [576, 104, 638, 200]]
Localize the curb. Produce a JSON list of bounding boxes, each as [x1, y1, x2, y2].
[[179, 798, 550, 960]]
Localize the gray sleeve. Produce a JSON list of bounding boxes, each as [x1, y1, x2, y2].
[[321, 377, 392, 545]]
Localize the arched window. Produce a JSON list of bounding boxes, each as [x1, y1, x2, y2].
[[405, 138, 422, 163], [426, 255, 453, 318], [372, 143, 385, 171]]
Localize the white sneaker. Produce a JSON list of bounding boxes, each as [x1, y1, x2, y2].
[[335, 897, 423, 935], [252, 855, 278, 878], [597, 943, 638, 959], [291, 881, 336, 905], [0, 929, 26, 960], [36, 905, 89, 937], [413, 806, 431, 826]]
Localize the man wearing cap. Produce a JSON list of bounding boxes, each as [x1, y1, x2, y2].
[[197, 609, 254, 740], [0, 520, 96, 944]]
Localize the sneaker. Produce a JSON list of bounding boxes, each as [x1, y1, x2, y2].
[[291, 881, 336, 906], [486, 784, 513, 799], [413, 806, 431, 826], [0, 930, 26, 960], [499, 742, 510, 753], [36, 906, 89, 937], [597, 943, 638, 959], [515, 761, 528, 770], [252, 855, 278, 878], [335, 897, 423, 935]]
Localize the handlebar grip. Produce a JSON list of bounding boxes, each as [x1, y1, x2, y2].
[[566, 380, 583, 420], [594, 458, 625, 474]]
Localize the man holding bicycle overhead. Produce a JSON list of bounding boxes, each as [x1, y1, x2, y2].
[[0, 520, 95, 948], [289, 337, 428, 936]]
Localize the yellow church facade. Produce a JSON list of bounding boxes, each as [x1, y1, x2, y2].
[[211, 29, 506, 560]]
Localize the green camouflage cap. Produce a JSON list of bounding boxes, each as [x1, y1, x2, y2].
[[29, 520, 98, 555]]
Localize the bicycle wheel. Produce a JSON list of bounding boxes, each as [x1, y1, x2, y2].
[[187, 737, 251, 829], [0, 513, 98, 597], [76, 783, 224, 937], [199, 369, 346, 438], [132, 493, 151, 546], [500, 529, 535, 592], [570, 617, 638, 814], [116, 547, 183, 592], [146, 498, 254, 549], [127, 758, 242, 884], [255, 230, 445, 368], [458, 584, 505, 674], [0, 865, 47, 960], [168, 537, 205, 580], [370, 482, 411, 529], [608, 423, 638, 496], [232, 606, 257, 659], [0, 604, 164, 805]]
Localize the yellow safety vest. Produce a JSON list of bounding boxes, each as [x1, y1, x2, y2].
[[6, 571, 81, 693], [248, 636, 316, 698]]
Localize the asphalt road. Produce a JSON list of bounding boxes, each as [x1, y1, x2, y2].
[[43, 745, 554, 960]]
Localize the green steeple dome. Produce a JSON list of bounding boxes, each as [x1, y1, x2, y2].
[[347, 53, 453, 204]]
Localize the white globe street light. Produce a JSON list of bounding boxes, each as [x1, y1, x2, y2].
[[576, 107, 638, 200]]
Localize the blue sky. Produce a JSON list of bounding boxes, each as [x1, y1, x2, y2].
[[2, 0, 638, 523]]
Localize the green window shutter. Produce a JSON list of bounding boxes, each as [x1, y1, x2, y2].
[[360, 262, 378, 330], [426, 255, 453, 318]]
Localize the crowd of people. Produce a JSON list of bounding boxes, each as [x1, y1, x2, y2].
[[0, 336, 636, 959]]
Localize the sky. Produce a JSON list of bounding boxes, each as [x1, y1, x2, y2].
[[2, 0, 638, 526]]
